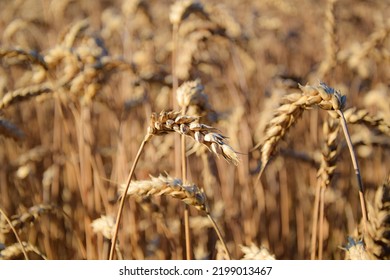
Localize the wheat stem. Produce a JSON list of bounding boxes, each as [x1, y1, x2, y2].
[[310, 182, 321, 260], [180, 102, 192, 259], [337, 109, 368, 236], [207, 214, 231, 260], [318, 185, 326, 260], [109, 135, 150, 260], [182, 130, 192, 259]]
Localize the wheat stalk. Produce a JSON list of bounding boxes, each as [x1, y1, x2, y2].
[[311, 118, 340, 259]]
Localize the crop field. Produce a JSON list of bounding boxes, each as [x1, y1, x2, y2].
[[0, 0, 389, 260]]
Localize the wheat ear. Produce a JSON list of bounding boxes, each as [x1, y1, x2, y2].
[[344, 237, 371, 260], [257, 82, 346, 179], [240, 243, 275, 260], [363, 177, 390, 259], [316, 0, 338, 79], [148, 111, 239, 164], [0, 208, 28, 260], [0, 47, 48, 69], [119, 174, 208, 212], [0, 84, 52, 110], [0, 242, 46, 260], [344, 107, 390, 137], [0, 204, 87, 259]]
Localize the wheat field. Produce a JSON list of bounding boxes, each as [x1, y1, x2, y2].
[[0, 0, 389, 260]]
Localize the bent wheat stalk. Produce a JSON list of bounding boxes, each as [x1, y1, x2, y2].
[[337, 109, 368, 235], [109, 135, 149, 260]]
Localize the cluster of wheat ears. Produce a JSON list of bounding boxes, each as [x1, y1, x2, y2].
[[0, 0, 389, 260]]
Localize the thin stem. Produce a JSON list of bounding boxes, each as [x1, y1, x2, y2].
[[181, 103, 192, 259], [184, 205, 191, 260], [318, 186, 326, 260], [207, 214, 231, 260], [337, 109, 368, 235], [109, 136, 149, 260], [172, 22, 189, 259], [310, 182, 321, 260], [172, 22, 181, 185], [0, 208, 29, 260], [172, 23, 179, 109], [182, 133, 192, 259]]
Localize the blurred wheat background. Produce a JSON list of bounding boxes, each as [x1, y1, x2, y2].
[[0, 0, 389, 260]]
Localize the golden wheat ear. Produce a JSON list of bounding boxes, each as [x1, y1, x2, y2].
[[363, 176, 390, 259], [118, 174, 208, 212], [343, 237, 372, 260], [240, 244, 276, 260], [256, 82, 346, 178], [0, 242, 47, 260]]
